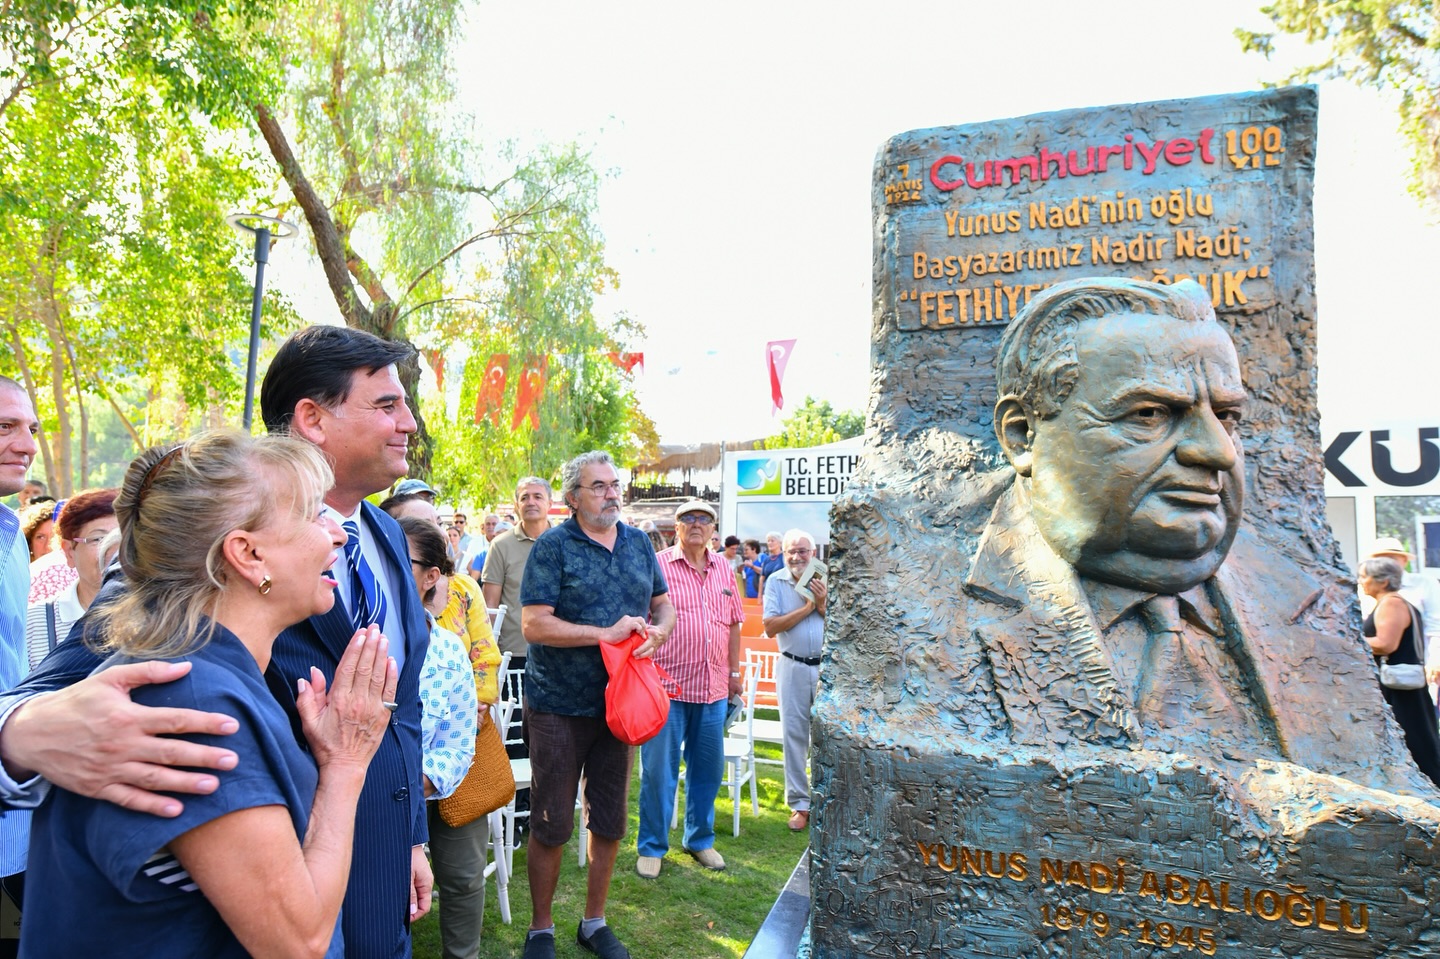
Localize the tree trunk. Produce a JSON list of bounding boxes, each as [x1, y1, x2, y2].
[[57, 307, 88, 486], [254, 103, 434, 477], [43, 310, 72, 496]]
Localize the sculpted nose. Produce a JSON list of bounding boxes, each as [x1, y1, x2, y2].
[[1174, 406, 1237, 471]]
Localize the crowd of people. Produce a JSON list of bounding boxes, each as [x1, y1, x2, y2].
[[0, 325, 829, 959], [4, 321, 1440, 957]]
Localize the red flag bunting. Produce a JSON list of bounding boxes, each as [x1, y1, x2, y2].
[[605, 351, 645, 375], [474, 354, 509, 426], [512, 355, 549, 431], [766, 339, 796, 415], [425, 349, 445, 391]]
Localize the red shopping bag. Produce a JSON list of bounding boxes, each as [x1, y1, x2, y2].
[[599, 631, 680, 745]]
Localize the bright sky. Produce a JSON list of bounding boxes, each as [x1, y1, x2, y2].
[[275, 1, 1438, 446]]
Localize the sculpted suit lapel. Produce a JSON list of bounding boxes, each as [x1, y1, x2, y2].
[[964, 477, 1430, 791], [965, 480, 1139, 748], [1212, 532, 1428, 791]]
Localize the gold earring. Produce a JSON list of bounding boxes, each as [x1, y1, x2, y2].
[[258, 575, 273, 595]]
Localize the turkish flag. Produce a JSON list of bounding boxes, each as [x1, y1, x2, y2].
[[605, 351, 645, 375], [766, 339, 796, 415], [426, 349, 445, 391], [512, 355, 549, 431], [474, 354, 509, 426]]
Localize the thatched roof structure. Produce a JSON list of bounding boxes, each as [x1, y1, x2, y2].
[[632, 440, 766, 477]]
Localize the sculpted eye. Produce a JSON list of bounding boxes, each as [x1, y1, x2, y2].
[[1128, 405, 1170, 424]]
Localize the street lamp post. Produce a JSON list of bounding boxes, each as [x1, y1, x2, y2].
[[226, 213, 298, 431]]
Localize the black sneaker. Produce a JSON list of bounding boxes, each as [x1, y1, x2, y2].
[[522, 931, 556, 959], [576, 923, 631, 959]]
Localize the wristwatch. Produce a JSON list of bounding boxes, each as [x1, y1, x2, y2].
[[730, 671, 741, 678]]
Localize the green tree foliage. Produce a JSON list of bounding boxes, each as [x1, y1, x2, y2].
[[1238, 2, 1440, 210], [257, 0, 653, 485], [0, 0, 295, 494], [425, 146, 659, 505], [760, 396, 865, 450]]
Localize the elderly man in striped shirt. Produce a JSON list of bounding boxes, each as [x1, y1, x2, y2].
[[635, 499, 745, 879]]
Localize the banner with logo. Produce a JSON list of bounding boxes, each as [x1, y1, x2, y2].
[[720, 439, 862, 550]]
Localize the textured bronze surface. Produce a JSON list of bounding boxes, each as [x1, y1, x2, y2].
[[812, 87, 1440, 958]]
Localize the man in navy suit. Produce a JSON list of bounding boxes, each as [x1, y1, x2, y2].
[[0, 326, 433, 958], [258, 325, 433, 957]]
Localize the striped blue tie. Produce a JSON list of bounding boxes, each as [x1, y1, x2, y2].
[[341, 520, 387, 632]]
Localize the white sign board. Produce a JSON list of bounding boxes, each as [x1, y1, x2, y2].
[[720, 438, 863, 550], [1322, 422, 1440, 574]]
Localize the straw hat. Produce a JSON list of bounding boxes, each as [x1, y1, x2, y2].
[[1366, 536, 1413, 559]]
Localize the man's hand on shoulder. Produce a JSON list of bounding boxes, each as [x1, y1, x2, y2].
[[0, 660, 239, 817]]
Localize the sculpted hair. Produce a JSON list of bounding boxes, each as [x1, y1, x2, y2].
[[260, 325, 414, 432], [515, 475, 553, 500], [1359, 557, 1405, 593], [56, 488, 118, 541], [95, 431, 333, 658], [560, 450, 615, 509], [996, 277, 1215, 419]]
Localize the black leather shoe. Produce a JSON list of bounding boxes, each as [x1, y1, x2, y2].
[[577, 923, 631, 959], [522, 932, 555, 959]]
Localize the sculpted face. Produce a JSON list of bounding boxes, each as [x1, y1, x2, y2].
[[1020, 313, 1246, 594]]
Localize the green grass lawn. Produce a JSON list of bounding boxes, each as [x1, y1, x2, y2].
[[412, 740, 807, 958]]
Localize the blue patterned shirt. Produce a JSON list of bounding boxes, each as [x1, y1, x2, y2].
[[419, 621, 478, 800], [520, 518, 668, 717]]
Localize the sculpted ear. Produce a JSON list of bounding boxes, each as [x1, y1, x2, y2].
[[994, 396, 1036, 476]]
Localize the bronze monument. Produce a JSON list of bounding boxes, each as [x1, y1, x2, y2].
[[811, 89, 1440, 959]]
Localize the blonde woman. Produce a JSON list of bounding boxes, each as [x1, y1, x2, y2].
[[24, 432, 397, 958]]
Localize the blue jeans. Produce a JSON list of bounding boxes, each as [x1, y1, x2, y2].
[[637, 698, 726, 857]]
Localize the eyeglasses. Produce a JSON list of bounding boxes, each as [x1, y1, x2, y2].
[[785, 548, 813, 557], [70, 532, 115, 548], [678, 513, 714, 525], [583, 481, 623, 495]]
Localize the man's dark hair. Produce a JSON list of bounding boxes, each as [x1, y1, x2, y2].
[[260, 325, 414, 432], [724, 535, 741, 548]]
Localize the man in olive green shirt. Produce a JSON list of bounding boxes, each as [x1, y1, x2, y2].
[[481, 476, 553, 667]]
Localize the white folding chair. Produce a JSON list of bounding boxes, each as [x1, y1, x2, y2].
[[747, 648, 781, 710], [503, 750, 531, 879], [484, 696, 514, 923], [487, 603, 508, 638], [500, 666, 525, 749], [745, 650, 786, 764]]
